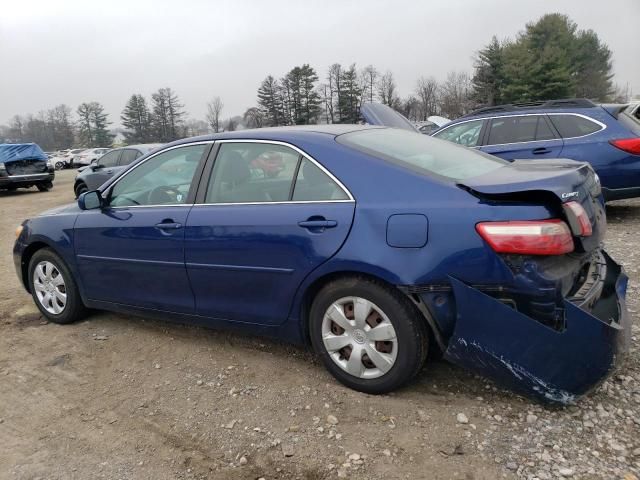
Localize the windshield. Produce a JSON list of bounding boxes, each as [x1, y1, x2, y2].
[[337, 128, 506, 181]]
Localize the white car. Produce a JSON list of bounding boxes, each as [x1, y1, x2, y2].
[[74, 148, 111, 166], [416, 116, 451, 135]]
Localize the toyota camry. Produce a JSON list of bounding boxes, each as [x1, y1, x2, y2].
[[13, 111, 629, 403]]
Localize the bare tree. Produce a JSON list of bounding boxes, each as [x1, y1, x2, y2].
[[361, 65, 378, 104], [415, 76, 439, 120], [206, 96, 224, 133], [243, 107, 264, 128], [438, 71, 473, 119], [377, 71, 399, 108], [224, 117, 237, 132]]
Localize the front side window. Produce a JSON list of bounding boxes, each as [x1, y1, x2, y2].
[[432, 119, 484, 147], [549, 114, 602, 138], [488, 115, 536, 144], [97, 150, 120, 167], [109, 144, 206, 207], [338, 128, 506, 181]]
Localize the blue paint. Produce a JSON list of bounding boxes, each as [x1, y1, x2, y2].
[[13, 119, 630, 402]]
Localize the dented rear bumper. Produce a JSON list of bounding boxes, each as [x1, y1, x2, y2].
[[443, 251, 630, 404]]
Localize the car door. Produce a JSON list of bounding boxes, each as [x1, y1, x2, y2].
[[184, 141, 355, 326], [480, 114, 564, 160], [84, 149, 122, 190], [74, 142, 211, 313]]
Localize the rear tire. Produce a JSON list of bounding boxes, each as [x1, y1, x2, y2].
[[28, 248, 86, 324], [309, 276, 429, 394], [55, 161, 64, 170], [37, 182, 52, 192]]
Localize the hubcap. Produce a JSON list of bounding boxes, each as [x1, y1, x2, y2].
[[33, 261, 67, 315], [321, 296, 398, 379]]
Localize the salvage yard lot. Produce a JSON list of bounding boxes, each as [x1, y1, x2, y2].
[[0, 169, 638, 480]]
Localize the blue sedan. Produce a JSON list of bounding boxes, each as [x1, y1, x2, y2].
[[13, 122, 629, 402]]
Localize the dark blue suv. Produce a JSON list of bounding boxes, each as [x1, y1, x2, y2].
[[432, 99, 640, 201]]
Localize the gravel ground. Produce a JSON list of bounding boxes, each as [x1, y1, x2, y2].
[[0, 169, 638, 480]]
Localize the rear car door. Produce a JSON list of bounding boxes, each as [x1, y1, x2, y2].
[[184, 141, 355, 325], [480, 114, 564, 159], [74, 143, 210, 313]]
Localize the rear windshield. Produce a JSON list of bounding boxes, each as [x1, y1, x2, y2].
[[617, 104, 640, 136], [337, 128, 506, 181]]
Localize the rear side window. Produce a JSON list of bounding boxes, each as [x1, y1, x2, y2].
[[488, 115, 556, 144], [292, 158, 349, 201], [432, 119, 484, 147], [338, 128, 506, 181], [98, 150, 121, 167], [549, 114, 603, 138], [119, 149, 139, 165]]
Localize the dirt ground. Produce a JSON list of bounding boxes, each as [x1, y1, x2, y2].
[[0, 169, 638, 480]]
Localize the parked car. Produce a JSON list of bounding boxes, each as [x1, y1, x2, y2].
[[60, 148, 87, 168], [432, 98, 640, 201], [48, 151, 70, 170], [73, 144, 162, 197], [416, 116, 451, 135], [74, 148, 112, 166], [0, 143, 55, 191], [13, 107, 629, 403]]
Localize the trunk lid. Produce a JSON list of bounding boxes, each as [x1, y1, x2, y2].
[[459, 158, 606, 253]]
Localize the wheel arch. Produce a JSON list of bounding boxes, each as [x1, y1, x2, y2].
[[20, 241, 52, 292], [296, 269, 443, 351]]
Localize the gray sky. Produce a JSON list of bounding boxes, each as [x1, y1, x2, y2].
[[1, 0, 638, 125]]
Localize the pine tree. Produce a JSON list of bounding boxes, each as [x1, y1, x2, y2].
[[121, 94, 152, 144], [471, 36, 505, 106], [488, 14, 613, 103], [77, 102, 113, 147], [257, 76, 284, 126], [337, 64, 362, 123], [150, 88, 185, 142]]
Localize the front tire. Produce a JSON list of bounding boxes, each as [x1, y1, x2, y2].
[[28, 248, 86, 324], [309, 277, 429, 394], [74, 182, 88, 198], [37, 182, 52, 192]]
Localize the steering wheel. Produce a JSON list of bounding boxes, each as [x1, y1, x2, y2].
[[148, 186, 183, 204]]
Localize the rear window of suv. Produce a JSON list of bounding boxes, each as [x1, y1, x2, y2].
[[549, 114, 603, 138], [338, 128, 506, 181]]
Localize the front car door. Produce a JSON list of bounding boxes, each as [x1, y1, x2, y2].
[[74, 142, 211, 313], [84, 149, 122, 190], [184, 140, 356, 325], [480, 114, 564, 160]]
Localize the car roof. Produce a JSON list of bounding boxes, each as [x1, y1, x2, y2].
[[114, 143, 164, 152], [162, 125, 383, 149]]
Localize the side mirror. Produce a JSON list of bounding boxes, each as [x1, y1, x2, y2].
[[78, 190, 103, 210]]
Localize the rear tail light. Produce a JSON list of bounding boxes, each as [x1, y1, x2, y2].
[[563, 201, 593, 236], [609, 138, 640, 155], [476, 220, 574, 255]]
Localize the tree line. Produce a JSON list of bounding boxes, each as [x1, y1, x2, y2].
[[1, 13, 632, 150]]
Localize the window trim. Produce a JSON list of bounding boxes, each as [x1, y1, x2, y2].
[[435, 113, 606, 147], [101, 141, 215, 209], [194, 139, 354, 207]]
